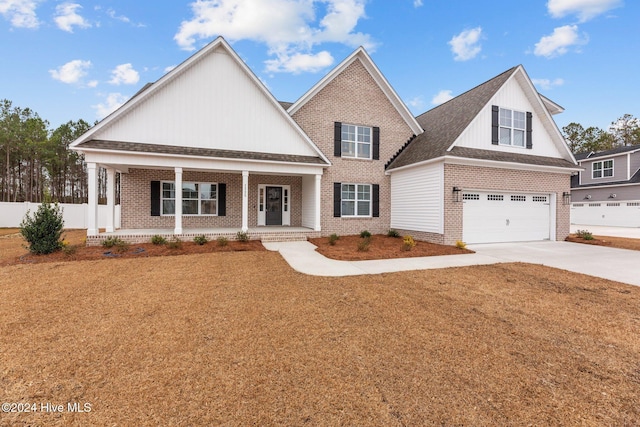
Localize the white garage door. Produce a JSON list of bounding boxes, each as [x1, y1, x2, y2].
[[463, 191, 551, 244], [571, 201, 640, 227]]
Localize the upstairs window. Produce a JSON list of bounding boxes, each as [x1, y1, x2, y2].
[[499, 108, 526, 147], [341, 124, 371, 159], [592, 159, 613, 179]]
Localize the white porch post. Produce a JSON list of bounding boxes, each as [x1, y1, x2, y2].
[[314, 174, 322, 231], [87, 162, 98, 236], [105, 167, 116, 233], [174, 167, 183, 235], [242, 170, 249, 232]]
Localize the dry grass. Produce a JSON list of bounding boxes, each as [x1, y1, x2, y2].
[[309, 234, 473, 260], [1, 251, 639, 425]]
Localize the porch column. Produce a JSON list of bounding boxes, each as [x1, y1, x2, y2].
[[86, 162, 98, 236], [314, 174, 322, 231], [105, 167, 116, 232], [241, 170, 249, 232], [174, 167, 183, 235]]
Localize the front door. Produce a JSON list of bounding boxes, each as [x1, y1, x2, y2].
[[265, 186, 283, 225]]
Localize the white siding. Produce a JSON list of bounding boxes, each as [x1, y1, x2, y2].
[[390, 162, 443, 233], [95, 48, 317, 157], [455, 75, 566, 159], [301, 175, 316, 228]]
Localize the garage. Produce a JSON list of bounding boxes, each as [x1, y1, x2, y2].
[[462, 191, 552, 244], [571, 201, 640, 227]]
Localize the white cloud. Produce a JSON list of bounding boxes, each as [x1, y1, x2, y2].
[[0, 0, 40, 29], [413, 0, 423, 7], [106, 7, 145, 27], [448, 27, 482, 61], [93, 92, 128, 120], [265, 50, 333, 73], [531, 77, 565, 90], [174, 0, 373, 73], [108, 63, 140, 85], [547, 0, 622, 22], [49, 59, 92, 84], [87, 80, 98, 88], [407, 95, 424, 109], [54, 2, 90, 32], [431, 90, 454, 105], [164, 65, 177, 73], [534, 25, 587, 58]]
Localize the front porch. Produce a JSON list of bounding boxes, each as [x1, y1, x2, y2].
[[86, 226, 321, 246]]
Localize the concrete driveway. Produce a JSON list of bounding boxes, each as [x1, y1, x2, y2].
[[468, 241, 640, 286]]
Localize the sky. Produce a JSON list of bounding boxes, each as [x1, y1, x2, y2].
[[0, 0, 637, 133]]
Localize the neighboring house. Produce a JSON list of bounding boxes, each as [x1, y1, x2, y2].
[[71, 37, 578, 245], [570, 145, 640, 227], [385, 66, 579, 244]]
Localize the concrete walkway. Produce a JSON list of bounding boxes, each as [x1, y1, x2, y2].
[[263, 240, 640, 286]]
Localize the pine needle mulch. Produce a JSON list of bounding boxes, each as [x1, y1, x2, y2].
[[1, 252, 639, 426]]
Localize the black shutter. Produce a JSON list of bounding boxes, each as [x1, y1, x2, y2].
[[526, 112, 533, 149], [218, 183, 226, 216], [150, 181, 160, 216], [491, 105, 499, 145], [333, 182, 341, 217], [372, 127, 380, 160], [334, 122, 342, 157], [372, 184, 379, 217]]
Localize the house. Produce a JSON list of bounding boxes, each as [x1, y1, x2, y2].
[[385, 66, 579, 244], [570, 144, 640, 227], [71, 37, 578, 245]]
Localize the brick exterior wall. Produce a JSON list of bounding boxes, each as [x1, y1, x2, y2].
[[120, 168, 301, 229], [442, 163, 571, 245], [292, 59, 415, 236]]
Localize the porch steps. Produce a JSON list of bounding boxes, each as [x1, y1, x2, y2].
[[259, 233, 310, 243]]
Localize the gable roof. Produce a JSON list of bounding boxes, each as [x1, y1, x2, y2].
[[71, 37, 330, 166], [575, 144, 640, 161], [386, 65, 577, 171], [287, 47, 423, 135]]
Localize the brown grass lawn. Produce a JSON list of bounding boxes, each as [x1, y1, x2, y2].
[[1, 250, 639, 425]]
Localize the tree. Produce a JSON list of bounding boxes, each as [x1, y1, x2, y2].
[[19, 201, 65, 254], [562, 123, 617, 154], [609, 114, 640, 146]]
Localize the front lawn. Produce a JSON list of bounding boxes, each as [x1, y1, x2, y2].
[[1, 253, 638, 425]]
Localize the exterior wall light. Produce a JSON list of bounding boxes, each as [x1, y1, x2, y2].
[[562, 191, 571, 205], [609, 193, 617, 199], [453, 186, 462, 202]]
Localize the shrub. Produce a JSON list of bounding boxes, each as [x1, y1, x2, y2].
[[115, 240, 129, 253], [193, 235, 208, 245], [236, 231, 249, 242], [576, 229, 594, 240], [19, 201, 64, 254], [360, 230, 372, 239], [151, 235, 167, 245], [328, 233, 339, 246], [357, 238, 370, 252], [102, 236, 125, 248], [61, 243, 77, 256], [387, 229, 400, 238], [217, 236, 229, 247], [455, 240, 467, 250], [402, 235, 416, 251], [167, 237, 182, 249]]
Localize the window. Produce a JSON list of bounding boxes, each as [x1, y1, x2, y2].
[[162, 181, 217, 215], [592, 159, 613, 179], [463, 193, 480, 200], [341, 124, 371, 159], [499, 108, 526, 147], [628, 202, 640, 207], [488, 194, 504, 201], [532, 196, 548, 202], [341, 183, 371, 216], [511, 195, 526, 202]]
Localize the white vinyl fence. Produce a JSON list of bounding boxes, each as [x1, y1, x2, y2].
[[0, 202, 121, 229]]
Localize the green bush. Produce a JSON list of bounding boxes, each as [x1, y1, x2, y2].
[[167, 237, 182, 249], [328, 233, 339, 246], [102, 236, 124, 248], [236, 231, 249, 242], [151, 235, 167, 245], [357, 238, 370, 252], [216, 236, 229, 247], [19, 202, 65, 254], [360, 230, 372, 239], [576, 229, 594, 240], [387, 229, 400, 238], [193, 235, 208, 245]]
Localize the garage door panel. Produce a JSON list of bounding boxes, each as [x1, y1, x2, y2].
[[463, 192, 550, 244]]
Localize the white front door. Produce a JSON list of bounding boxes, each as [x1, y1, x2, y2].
[[463, 191, 551, 244]]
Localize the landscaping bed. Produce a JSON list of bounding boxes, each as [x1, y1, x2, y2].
[[309, 234, 473, 260], [566, 233, 640, 251]]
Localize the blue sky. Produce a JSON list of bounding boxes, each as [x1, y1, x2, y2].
[[0, 0, 637, 132]]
